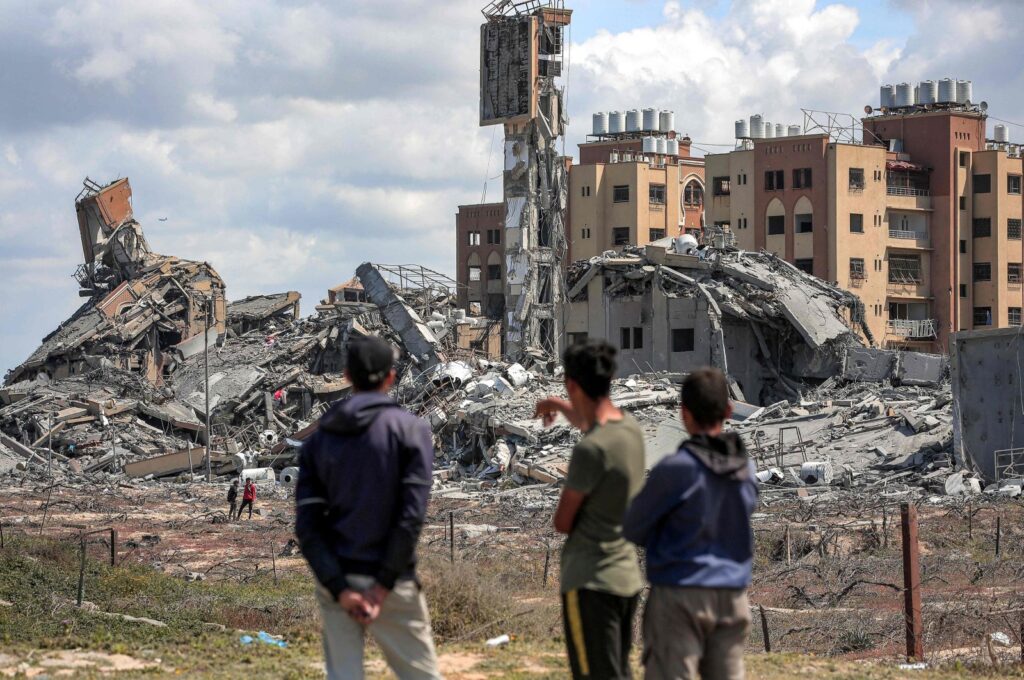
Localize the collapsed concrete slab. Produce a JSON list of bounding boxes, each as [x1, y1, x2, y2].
[[356, 262, 442, 371]]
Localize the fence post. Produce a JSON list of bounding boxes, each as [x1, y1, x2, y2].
[[449, 512, 455, 564], [759, 604, 771, 653], [271, 543, 278, 585], [968, 501, 973, 539], [76, 534, 87, 607], [784, 525, 792, 565], [996, 515, 1002, 558], [543, 546, 551, 586], [110, 529, 118, 567], [0, 519, 4, 549], [40, 485, 54, 535], [901, 502, 924, 661]]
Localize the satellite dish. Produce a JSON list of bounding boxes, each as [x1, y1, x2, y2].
[[980, 101, 989, 112], [863, 105, 873, 114]]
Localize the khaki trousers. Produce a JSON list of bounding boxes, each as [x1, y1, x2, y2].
[[642, 587, 750, 680], [316, 576, 441, 680]]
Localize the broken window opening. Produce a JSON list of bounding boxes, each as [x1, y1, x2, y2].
[[672, 328, 695, 352], [792, 168, 812, 189], [649, 228, 665, 241], [795, 213, 812, 233], [612, 227, 630, 246], [973, 262, 991, 282], [568, 332, 588, 346], [973, 174, 991, 194], [649, 184, 666, 205], [1010, 307, 1023, 326], [889, 254, 921, 283], [764, 170, 784, 191], [973, 306, 992, 326], [613, 185, 630, 203], [794, 259, 814, 275], [849, 258, 865, 280], [469, 266, 482, 282], [767, 215, 784, 236], [488, 264, 502, 280], [683, 181, 703, 207], [849, 168, 865, 191]]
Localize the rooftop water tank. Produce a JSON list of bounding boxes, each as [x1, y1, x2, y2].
[[659, 110, 675, 133], [735, 119, 749, 139], [626, 109, 641, 132], [656, 137, 667, 154], [592, 112, 608, 135], [938, 78, 956, 103], [642, 107, 659, 132], [788, 124, 802, 136], [913, 84, 920, 105], [994, 124, 1009, 143], [764, 121, 774, 138], [642, 136, 657, 154], [918, 80, 937, 105], [956, 79, 973, 104], [673, 234, 699, 255], [608, 111, 625, 134], [894, 83, 913, 108], [880, 84, 896, 109], [749, 115, 763, 139], [775, 123, 785, 137], [609, 150, 619, 163], [666, 138, 679, 156]]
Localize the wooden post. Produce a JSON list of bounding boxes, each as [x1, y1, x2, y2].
[[901, 503, 924, 661], [968, 501, 973, 539], [77, 534, 87, 607], [996, 515, 1002, 558], [759, 605, 771, 652], [882, 505, 889, 549], [110, 529, 118, 567], [271, 544, 278, 585], [784, 525, 792, 565], [449, 512, 455, 564], [543, 547, 551, 586], [0, 519, 4, 549], [39, 485, 54, 535]]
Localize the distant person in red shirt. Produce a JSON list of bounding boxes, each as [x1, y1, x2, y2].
[[237, 478, 256, 520]]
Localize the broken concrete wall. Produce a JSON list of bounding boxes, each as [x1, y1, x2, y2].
[[356, 262, 441, 372]]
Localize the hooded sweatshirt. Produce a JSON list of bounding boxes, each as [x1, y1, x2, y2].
[[294, 392, 433, 598], [623, 432, 758, 589]]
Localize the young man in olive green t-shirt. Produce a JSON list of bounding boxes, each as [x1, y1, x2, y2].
[[535, 341, 645, 679]]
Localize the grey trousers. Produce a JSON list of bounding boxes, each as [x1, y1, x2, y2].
[[642, 587, 750, 680], [316, 576, 441, 680]]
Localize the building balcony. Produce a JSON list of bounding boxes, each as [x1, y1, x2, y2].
[[887, 279, 930, 297], [888, 229, 930, 247], [886, 187, 931, 211], [887, 318, 937, 339]]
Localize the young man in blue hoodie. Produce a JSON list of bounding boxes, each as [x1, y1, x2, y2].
[[296, 336, 440, 680], [624, 368, 758, 680]]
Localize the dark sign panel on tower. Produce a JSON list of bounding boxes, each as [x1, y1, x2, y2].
[[479, 16, 537, 126]]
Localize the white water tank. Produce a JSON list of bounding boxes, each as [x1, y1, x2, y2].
[[956, 79, 973, 104], [608, 111, 625, 133], [788, 124, 802, 136], [666, 138, 679, 156], [735, 119, 749, 139], [659, 110, 675, 133], [775, 123, 785, 137], [592, 112, 608, 135], [880, 84, 896, 108], [240, 468, 277, 486], [918, 80, 937, 105], [642, 107, 659, 132], [626, 109, 641, 132], [913, 84, 920, 105], [894, 83, 913, 108], [938, 78, 956, 103], [642, 136, 657, 153], [764, 121, 774, 138], [749, 115, 763, 139], [673, 233, 699, 255], [656, 137, 667, 154], [994, 124, 1010, 143], [279, 466, 300, 486]]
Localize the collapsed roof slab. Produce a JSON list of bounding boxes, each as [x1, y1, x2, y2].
[[356, 262, 441, 371]]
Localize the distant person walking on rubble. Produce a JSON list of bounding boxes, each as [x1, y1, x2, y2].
[[624, 368, 759, 680], [534, 340, 646, 680], [296, 336, 440, 680], [237, 478, 256, 520], [227, 479, 239, 520]]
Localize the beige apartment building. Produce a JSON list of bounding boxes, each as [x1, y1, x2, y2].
[[707, 104, 1023, 352]]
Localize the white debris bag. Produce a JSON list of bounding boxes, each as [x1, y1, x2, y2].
[[799, 461, 834, 485]]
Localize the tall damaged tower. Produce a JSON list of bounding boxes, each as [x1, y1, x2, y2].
[[479, 0, 571, 361]]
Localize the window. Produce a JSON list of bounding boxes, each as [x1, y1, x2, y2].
[[1011, 308, 1023, 326], [486, 229, 501, 244], [795, 213, 812, 233], [889, 254, 922, 283], [973, 307, 992, 326], [792, 168, 812, 189], [959, 151, 969, 167], [468, 266, 481, 282], [568, 332, 588, 346], [1009, 263, 1022, 283], [649, 228, 665, 241], [960, 284, 968, 298], [649, 183, 666, 205], [620, 327, 643, 350], [613, 185, 630, 202], [683, 182, 703, 206], [1010, 219, 1022, 240], [580, 185, 591, 197], [764, 170, 784, 191], [849, 168, 865, 190], [959, 196, 967, 210], [612, 227, 630, 245], [973, 262, 991, 282], [850, 213, 864, 233], [849, 258, 865, 280], [713, 176, 731, 196], [487, 264, 501, 280], [973, 174, 991, 194], [468, 231, 481, 246], [959, 240, 967, 254], [1009, 175, 1022, 195], [972, 217, 991, 238], [795, 259, 814, 274], [580, 227, 591, 239], [672, 328, 695, 352], [767, 215, 785, 235]]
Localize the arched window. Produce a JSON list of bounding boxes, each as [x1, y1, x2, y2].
[[766, 198, 786, 237], [683, 179, 704, 208]]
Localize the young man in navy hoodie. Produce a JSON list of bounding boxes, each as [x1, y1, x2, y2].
[[296, 336, 440, 680], [624, 367, 758, 680]]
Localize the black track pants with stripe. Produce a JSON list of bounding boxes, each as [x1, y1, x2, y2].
[[562, 588, 639, 679]]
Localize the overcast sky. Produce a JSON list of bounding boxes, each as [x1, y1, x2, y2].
[[2, 0, 1022, 375]]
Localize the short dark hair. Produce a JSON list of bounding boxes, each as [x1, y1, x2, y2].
[[563, 340, 617, 400], [682, 368, 730, 427], [346, 336, 396, 390]]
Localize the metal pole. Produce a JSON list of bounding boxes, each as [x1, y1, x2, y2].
[[759, 604, 771, 652], [204, 294, 213, 483], [110, 528, 118, 566], [996, 514, 1002, 558], [901, 502, 924, 661], [77, 534, 87, 607], [47, 413, 53, 478], [449, 511, 455, 564]]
